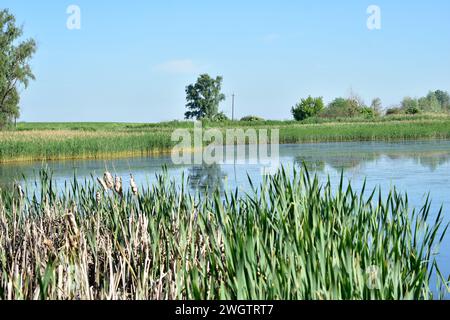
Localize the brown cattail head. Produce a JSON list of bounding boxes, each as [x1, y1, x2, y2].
[[130, 174, 138, 196], [96, 191, 102, 204], [66, 211, 79, 236], [104, 172, 114, 190], [114, 176, 123, 196]]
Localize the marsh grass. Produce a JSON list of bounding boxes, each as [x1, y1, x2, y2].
[[2, 119, 450, 163], [0, 167, 448, 300]]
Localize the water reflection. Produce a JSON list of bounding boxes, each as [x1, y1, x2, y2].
[[1, 141, 450, 191], [289, 142, 450, 174], [1, 140, 449, 296], [187, 163, 227, 195]]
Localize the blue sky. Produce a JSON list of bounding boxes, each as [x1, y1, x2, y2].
[[3, 0, 450, 122]]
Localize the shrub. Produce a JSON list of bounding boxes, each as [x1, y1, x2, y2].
[[385, 107, 403, 116], [405, 105, 420, 115], [321, 97, 365, 118], [211, 112, 230, 122], [292, 96, 324, 121], [240, 115, 265, 122], [360, 107, 376, 118]]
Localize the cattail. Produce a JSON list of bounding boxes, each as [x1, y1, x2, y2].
[[43, 238, 55, 251], [66, 211, 79, 236], [114, 176, 123, 196], [104, 172, 114, 190], [96, 191, 102, 204], [16, 184, 24, 199], [97, 177, 108, 192], [130, 174, 138, 196]]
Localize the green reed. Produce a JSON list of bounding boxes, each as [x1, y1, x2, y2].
[[0, 167, 448, 300], [2, 119, 450, 163]]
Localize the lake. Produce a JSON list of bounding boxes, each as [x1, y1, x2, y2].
[[1, 140, 450, 290]]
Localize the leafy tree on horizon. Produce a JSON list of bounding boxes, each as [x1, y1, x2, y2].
[[291, 96, 324, 121], [434, 90, 450, 110], [401, 97, 420, 114], [0, 9, 37, 129], [370, 97, 382, 116], [323, 97, 355, 118], [418, 92, 441, 113], [184, 74, 226, 120]]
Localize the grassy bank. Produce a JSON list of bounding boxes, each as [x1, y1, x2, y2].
[[0, 168, 448, 300], [1, 117, 450, 163]]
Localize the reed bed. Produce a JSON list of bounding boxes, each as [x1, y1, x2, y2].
[[0, 130, 175, 163], [0, 168, 448, 300], [2, 119, 450, 163]]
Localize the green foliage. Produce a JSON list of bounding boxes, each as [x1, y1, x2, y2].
[[385, 107, 403, 116], [0, 9, 37, 129], [313, 90, 449, 120], [434, 90, 450, 110], [402, 97, 420, 114], [370, 98, 382, 117], [323, 97, 351, 118], [240, 115, 265, 122], [360, 106, 376, 118], [3, 118, 450, 163], [291, 96, 324, 121], [184, 74, 226, 120], [321, 96, 366, 118], [211, 111, 229, 122], [419, 92, 441, 113], [397, 91, 450, 115], [0, 168, 447, 299], [405, 106, 420, 115]]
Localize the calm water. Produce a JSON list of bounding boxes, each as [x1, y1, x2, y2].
[[1, 140, 450, 290]]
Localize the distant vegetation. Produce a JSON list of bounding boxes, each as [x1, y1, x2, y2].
[[292, 90, 449, 122], [240, 115, 265, 122], [2, 118, 450, 163], [0, 168, 447, 299], [184, 74, 227, 121], [291, 96, 324, 121], [389, 90, 450, 116]]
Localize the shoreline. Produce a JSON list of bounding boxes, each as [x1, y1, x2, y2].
[[1, 135, 450, 165]]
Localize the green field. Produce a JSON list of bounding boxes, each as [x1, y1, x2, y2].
[[1, 116, 450, 163], [0, 168, 447, 300]]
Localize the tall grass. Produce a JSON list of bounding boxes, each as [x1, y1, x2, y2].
[[2, 119, 450, 163], [0, 168, 448, 300]]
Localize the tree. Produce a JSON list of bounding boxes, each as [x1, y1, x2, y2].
[[323, 97, 355, 118], [0, 9, 37, 129], [291, 96, 324, 121], [212, 111, 229, 122], [401, 97, 420, 114], [434, 90, 450, 110], [347, 91, 366, 117], [370, 98, 382, 116], [184, 74, 226, 120], [418, 92, 441, 112]]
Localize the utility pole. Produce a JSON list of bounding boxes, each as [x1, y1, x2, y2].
[[232, 93, 235, 121]]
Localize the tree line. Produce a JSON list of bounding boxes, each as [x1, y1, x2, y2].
[[1, 9, 449, 127], [291, 89, 450, 121], [183, 73, 450, 122]]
